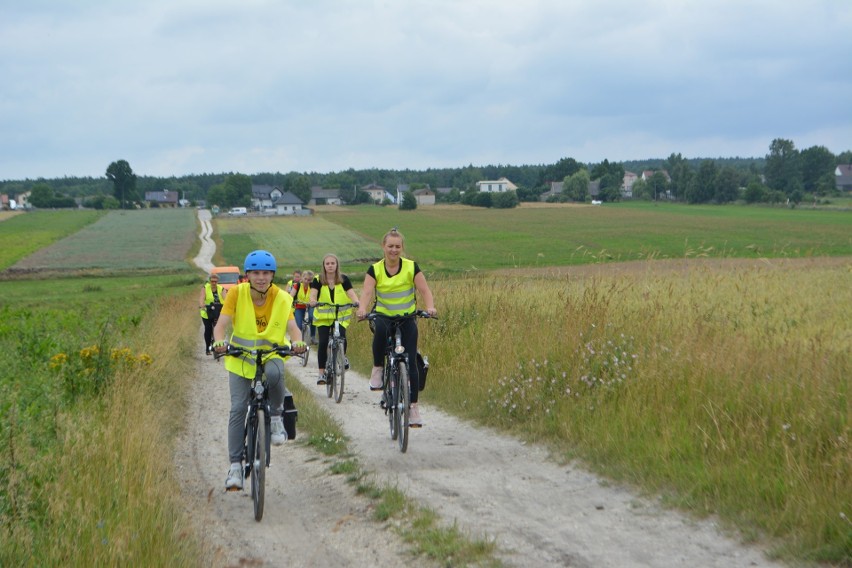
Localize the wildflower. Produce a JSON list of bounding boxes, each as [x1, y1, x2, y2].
[[49, 352, 68, 369]]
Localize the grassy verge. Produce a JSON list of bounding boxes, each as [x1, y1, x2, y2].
[[347, 260, 852, 564], [0, 282, 203, 565]]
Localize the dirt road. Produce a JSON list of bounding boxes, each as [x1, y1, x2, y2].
[[176, 210, 783, 567]]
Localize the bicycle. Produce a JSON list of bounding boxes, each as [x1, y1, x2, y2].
[[214, 343, 304, 521], [315, 302, 357, 403], [365, 310, 434, 453], [298, 307, 312, 367]]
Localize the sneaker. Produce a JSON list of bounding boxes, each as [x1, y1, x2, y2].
[[225, 462, 244, 490], [409, 403, 423, 428], [344, 357, 350, 370], [317, 374, 327, 386], [369, 366, 383, 391], [271, 416, 287, 445]]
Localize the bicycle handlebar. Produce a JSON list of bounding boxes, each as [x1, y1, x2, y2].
[[365, 310, 437, 321], [213, 343, 305, 361]]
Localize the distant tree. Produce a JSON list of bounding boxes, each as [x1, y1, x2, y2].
[[106, 159, 138, 208], [664, 153, 691, 200], [564, 170, 590, 202], [837, 150, 852, 164], [631, 178, 652, 200], [685, 160, 717, 203], [492, 191, 519, 208], [399, 191, 417, 210], [764, 138, 801, 195], [223, 174, 252, 208], [84, 194, 120, 209], [815, 172, 837, 196], [647, 171, 669, 201], [743, 181, 767, 204], [800, 145, 835, 194], [539, 157, 583, 186], [714, 167, 740, 203], [29, 183, 54, 208], [207, 183, 226, 208], [283, 173, 311, 205]]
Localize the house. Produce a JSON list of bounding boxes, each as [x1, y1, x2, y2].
[[251, 185, 283, 211], [622, 171, 638, 197], [361, 182, 387, 203], [475, 177, 517, 193], [412, 188, 435, 205], [836, 165, 852, 192], [144, 190, 179, 207], [309, 186, 343, 206], [272, 191, 305, 215], [539, 181, 563, 201], [1, 194, 9, 210], [641, 170, 671, 182]]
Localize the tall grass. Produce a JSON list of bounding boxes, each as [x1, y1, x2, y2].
[[0, 285, 204, 565], [347, 260, 851, 563]]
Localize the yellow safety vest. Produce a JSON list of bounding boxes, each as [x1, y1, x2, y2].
[[294, 284, 311, 306], [201, 282, 225, 320], [225, 283, 293, 379], [313, 280, 354, 328], [373, 258, 416, 316]]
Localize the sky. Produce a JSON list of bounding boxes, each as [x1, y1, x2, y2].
[[1, 0, 851, 181]]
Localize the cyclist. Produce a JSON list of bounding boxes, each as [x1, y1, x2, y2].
[[285, 269, 302, 295], [290, 269, 316, 344], [309, 254, 359, 386], [356, 228, 437, 427], [199, 272, 227, 355], [212, 250, 306, 490]]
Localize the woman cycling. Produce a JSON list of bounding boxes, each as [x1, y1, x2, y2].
[[199, 272, 227, 355], [309, 254, 359, 386], [356, 228, 436, 427], [212, 250, 306, 490], [290, 270, 316, 344]]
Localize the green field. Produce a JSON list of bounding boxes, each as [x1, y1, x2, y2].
[[319, 203, 852, 274], [0, 209, 104, 270]]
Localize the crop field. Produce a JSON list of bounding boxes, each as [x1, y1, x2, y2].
[[0, 209, 104, 270], [7, 208, 197, 274], [215, 214, 379, 276]]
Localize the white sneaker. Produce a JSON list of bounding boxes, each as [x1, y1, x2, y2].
[[271, 416, 287, 445], [369, 366, 383, 390], [225, 462, 243, 490], [409, 403, 423, 428]]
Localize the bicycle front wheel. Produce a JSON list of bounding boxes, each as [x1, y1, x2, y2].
[[333, 341, 345, 403], [252, 408, 267, 521], [397, 361, 410, 453], [326, 343, 334, 398], [300, 321, 310, 366]]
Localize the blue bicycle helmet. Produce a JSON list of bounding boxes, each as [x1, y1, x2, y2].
[[244, 250, 277, 272]]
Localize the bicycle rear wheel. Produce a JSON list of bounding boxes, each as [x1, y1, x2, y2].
[[333, 341, 345, 403], [397, 361, 410, 453], [251, 408, 267, 521]]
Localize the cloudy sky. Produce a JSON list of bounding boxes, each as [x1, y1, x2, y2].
[[1, 0, 850, 180]]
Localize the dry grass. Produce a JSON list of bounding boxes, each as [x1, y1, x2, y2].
[[347, 258, 852, 563]]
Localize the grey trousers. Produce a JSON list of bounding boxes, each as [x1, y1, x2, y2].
[[227, 358, 291, 464]]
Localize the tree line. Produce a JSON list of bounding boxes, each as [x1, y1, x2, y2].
[[2, 138, 849, 210]]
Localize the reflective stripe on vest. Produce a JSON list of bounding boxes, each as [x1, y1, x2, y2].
[[313, 282, 354, 328], [225, 283, 292, 379], [373, 258, 416, 316]]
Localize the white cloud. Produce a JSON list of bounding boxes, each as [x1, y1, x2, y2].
[[1, 0, 850, 180]]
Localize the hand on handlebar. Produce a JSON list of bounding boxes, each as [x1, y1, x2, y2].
[[291, 341, 307, 354], [212, 340, 228, 355]]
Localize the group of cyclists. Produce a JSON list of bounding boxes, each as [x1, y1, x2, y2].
[[199, 228, 437, 490]]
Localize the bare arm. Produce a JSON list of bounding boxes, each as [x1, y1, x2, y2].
[[414, 272, 436, 316], [346, 287, 359, 304], [198, 286, 206, 308], [356, 274, 376, 319], [212, 313, 232, 352]]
